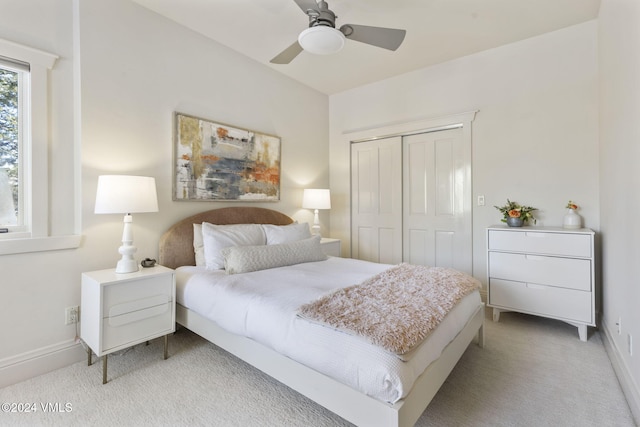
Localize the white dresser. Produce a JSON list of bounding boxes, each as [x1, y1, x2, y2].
[[486, 226, 595, 341]]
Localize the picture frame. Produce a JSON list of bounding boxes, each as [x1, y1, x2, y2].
[[173, 112, 281, 201]]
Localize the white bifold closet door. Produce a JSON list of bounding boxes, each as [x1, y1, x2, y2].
[[351, 127, 472, 274]]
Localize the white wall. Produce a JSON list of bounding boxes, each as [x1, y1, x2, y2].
[[0, 0, 329, 387], [0, 0, 81, 386], [329, 21, 599, 286], [599, 0, 640, 420]]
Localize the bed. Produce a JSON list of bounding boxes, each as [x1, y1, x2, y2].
[[159, 207, 485, 427]]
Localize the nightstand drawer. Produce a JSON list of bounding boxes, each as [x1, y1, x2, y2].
[[488, 252, 591, 291], [489, 278, 592, 324], [103, 301, 173, 351], [488, 230, 591, 257], [103, 274, 173, 310], [108, 294, 171, 325]]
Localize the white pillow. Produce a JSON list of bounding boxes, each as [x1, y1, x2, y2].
[[193, 223, 205, 267], [202, 223, 266, 270], [262, 223, 311, 245], [221, 235, 327, 274]]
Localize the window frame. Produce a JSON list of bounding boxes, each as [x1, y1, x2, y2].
[[0, 38, 81, 254], [0, 56, 28, 233]]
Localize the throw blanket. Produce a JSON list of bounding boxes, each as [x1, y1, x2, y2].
[[298, 263, 481, 356]]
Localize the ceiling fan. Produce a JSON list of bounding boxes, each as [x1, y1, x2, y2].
[[270, 0, 407, 64]]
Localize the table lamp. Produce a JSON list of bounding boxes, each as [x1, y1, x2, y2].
[[95, 175, 158, 273], [302, 188, 331, 236]]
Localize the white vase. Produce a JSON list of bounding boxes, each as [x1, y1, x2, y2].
[[563, 208, 582, 229]]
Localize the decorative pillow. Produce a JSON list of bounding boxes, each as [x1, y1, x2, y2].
[[202, 223, 266, 270], [262, 223, 311, 245], [193, 223, 205, 267], [221, 235, 327, 275]]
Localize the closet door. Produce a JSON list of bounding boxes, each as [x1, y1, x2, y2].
[[350, 137, 402, 264], [403, 127, 472, 274]]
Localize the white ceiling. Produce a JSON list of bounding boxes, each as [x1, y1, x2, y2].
[[132, 0, 600, 95]]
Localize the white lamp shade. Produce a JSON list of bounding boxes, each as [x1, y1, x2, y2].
[[95, 175, 158, 214], [298, 26, 345, 55], [302, 188, 331, 210]]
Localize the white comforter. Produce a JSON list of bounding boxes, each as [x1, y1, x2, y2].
[[176, 257, 481, 403]]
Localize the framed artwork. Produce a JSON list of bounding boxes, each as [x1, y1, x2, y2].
[[174, 112, 281, 201]]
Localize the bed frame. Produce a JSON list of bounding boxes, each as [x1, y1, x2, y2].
[[159, 207, 485, 427]]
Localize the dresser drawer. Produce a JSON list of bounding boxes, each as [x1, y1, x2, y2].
[[488, 229, 591, 257], [489, 279, 592, 324], [103, 274, 173, 312], [488, 252, 591, 291]]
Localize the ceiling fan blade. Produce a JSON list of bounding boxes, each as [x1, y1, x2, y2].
[[339, 24, 406, 51], [293, 0, 319, 14], [270, 41, 304, 64]]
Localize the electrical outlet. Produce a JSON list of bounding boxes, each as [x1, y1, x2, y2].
[[629, 334, 633, 356], [617, 317, 622, 335], [65, 306, 79, 325], [477, 195, 485, 206]]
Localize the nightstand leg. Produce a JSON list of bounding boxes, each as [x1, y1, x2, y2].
[[163, 335, 168, 360], [87, 347, 92, 366], [102, 354, 108, 384]]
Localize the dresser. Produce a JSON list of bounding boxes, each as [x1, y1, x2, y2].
[[81, 265, 176, 383], [486, 226, 595, 341]]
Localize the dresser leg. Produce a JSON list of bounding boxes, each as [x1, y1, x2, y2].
[[87, 347, 92, 366], [102, 354, 108, 384], [492, 308, 501, 322], [577, 325, 587, 342]]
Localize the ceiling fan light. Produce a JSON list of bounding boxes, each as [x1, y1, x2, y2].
[[298, 26, 345, 55]]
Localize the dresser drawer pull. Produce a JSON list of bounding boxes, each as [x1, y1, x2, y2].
[[524, 254, 546, 261], [524, 232, 545, 238], [526, 283, 547, 290]]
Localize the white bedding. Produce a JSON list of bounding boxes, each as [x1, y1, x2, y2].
[[176, 256, 481, 404]]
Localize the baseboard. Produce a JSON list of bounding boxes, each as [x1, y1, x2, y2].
[[601, 318, 640, 425], [0, 339, 86, 389]]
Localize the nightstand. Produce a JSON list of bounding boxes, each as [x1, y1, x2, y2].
[[320, 238, 341, 257], [80, 265, 176, 383]]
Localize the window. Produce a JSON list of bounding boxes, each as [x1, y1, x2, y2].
[[0, 57, 27, 231], [0, 38, 80, 255]]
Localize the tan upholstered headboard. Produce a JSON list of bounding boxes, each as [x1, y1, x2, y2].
[[159, 207, 294, 269]]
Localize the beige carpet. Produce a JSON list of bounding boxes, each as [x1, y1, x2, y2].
[[0, 308, 636, 427]]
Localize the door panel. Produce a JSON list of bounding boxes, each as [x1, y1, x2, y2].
[[403, 128, 472, 274], [350, 137, 402, 264]]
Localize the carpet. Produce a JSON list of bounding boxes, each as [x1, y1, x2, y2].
[[0, 308, 636, 426]]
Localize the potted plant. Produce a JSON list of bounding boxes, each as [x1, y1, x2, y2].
[[494, 199, 537, 227]]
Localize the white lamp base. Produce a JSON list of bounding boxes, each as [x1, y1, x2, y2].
[[115, 214, 139, 274], [311, 208, 322, 237]]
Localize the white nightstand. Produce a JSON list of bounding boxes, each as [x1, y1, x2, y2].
[[320, 238, 341, 257], [80, 265, 176, 383]]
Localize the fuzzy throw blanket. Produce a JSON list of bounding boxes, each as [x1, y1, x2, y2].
[[298, 263, 481, 356]]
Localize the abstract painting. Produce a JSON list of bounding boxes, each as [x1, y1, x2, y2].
[[174, 112, 281, 201]]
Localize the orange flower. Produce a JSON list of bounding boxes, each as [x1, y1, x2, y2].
[[508, 209, 521, 218], [566, 201, 578, 210]]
